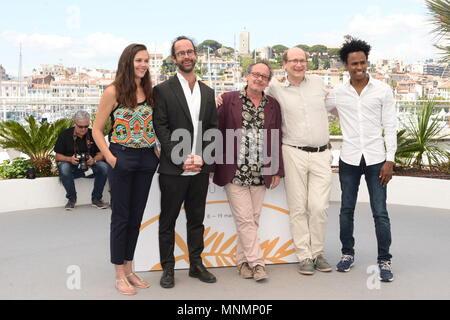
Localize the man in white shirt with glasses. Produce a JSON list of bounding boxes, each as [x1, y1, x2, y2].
[[326, 38, 397, 282]]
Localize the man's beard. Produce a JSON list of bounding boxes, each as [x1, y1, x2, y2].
[[177, 58, 196, 73]]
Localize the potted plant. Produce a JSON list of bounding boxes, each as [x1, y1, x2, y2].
[[395, 99, 450, 178], [0, 116, 72, 177]]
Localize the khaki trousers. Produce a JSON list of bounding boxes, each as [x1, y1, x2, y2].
[[224, 183, 266, 268], [282, 145, 332, 262]]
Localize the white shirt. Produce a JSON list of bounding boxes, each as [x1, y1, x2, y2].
[[325, 75, 397, 166], [177, 72, 201, 176], [266, 75, 329, 147]]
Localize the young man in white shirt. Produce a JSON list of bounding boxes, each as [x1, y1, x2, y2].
[[326, 38, 397, 282]]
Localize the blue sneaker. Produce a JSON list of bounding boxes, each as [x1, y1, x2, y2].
[[378, 260, 394, 282], [336, 255, 354, 272]]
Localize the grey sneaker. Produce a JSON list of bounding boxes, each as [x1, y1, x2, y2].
[[314, 255, 332, 272], [237, 263, 253, 279], [253, 265, 268, 281], [64, 199, 76, 211], [92, 199, 108, 209], [298, 258, 315, 275]]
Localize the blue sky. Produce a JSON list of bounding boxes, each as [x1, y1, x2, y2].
[[0, 0, 441, 76]]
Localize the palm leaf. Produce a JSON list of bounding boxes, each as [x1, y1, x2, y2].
[[426, 0, 450, 61]]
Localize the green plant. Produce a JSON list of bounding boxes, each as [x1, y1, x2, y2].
[[396, 100, 450, 168], [0, 116, 72, 177], [0, 157, 33, 179], [329, 120, 342, 136]]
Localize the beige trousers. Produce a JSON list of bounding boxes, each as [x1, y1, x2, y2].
[[282, 145, 332, 262], [224, 183, 266, 268]]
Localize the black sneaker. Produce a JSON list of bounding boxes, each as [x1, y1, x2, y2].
[[92, 199, 108, 209], [65, 199, 76, 211]]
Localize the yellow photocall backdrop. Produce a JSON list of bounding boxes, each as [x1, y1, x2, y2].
[[134, 176, 297, 272]]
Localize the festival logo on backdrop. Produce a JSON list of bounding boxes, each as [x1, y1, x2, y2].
[[135, 180, 296, 272]]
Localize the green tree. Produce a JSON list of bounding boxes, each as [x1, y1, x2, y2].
[[220, 46, 235, 57], [272, 45, 288, 57], [310, 45, 328, 54], [161, 56, 176, 77], [198, 40, 222, 53], [426, 0, 450, 62], [240, 56, 256, 74], [269, 60, 281, 70], [327, 48, 340, 57], [295, 44, 310, 52], [312, 55, 319, 70], [0, 116, 73, 177]]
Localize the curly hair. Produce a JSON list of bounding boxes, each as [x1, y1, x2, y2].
[[339, 38, 371, 64]]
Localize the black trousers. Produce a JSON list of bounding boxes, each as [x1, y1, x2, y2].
[[108, 143, 159, 265], [158, 173, 210, 269]]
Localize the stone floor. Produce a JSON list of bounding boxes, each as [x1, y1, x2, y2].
[[0, 202, 449, 300]]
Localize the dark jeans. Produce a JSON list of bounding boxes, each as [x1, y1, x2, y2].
[[58, 161, 109, 201], [339, 157, 392, 262], [158, 173, 210, 269], [109, 143, 159, 265]]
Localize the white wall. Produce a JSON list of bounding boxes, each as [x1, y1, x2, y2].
[[0, 177, 110, 213], [1, 173, 448, 214], [330, 174, 449, 210]]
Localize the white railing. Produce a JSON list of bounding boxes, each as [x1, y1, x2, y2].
[[0, 97, 449, 123]]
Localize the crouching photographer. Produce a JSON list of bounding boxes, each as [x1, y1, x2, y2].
[[55, 111, 109, 211]]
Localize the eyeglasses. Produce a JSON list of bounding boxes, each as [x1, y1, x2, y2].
[[250, 72, 270, 81], [175, 49, 196, 58], [287, 59, 307, 65], [76, 124, 89, 129]]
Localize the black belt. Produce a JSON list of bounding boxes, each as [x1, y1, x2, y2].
[[287, 144, 328, 153]]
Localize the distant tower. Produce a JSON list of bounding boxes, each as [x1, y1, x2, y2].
[[239, 31, 250, 55], [18, 43, 23, 97]]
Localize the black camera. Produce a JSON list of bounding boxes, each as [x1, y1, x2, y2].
[[76, 153, 89, 172]]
